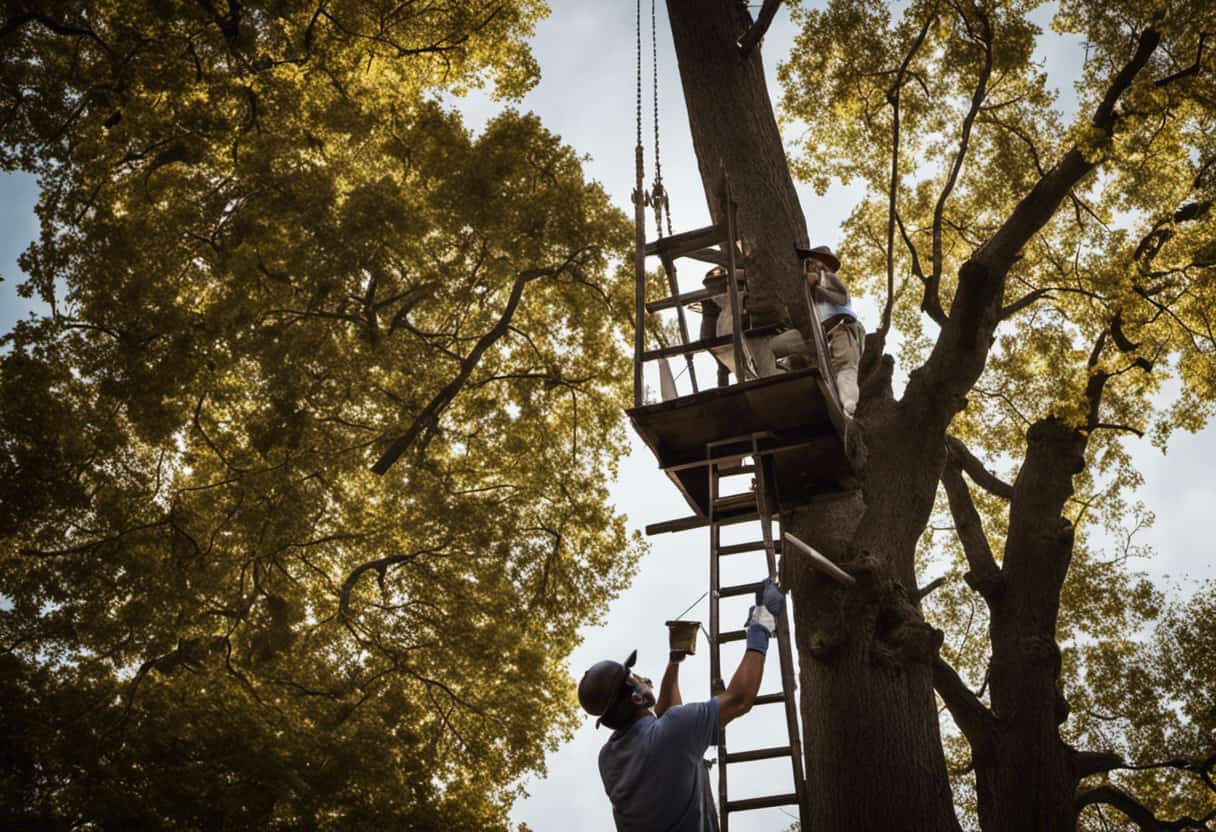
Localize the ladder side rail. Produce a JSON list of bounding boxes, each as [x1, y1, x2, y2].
[[753, 442, 810, 828], [722, 179, 748, 382], [659, 253, 700, 393], [803, 279, 851, 439], [708, 459, 729, 832]]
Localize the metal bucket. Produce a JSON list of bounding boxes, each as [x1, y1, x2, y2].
[[665, 619, 701, 655]]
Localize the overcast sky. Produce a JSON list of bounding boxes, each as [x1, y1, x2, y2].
[[1, 3, 1212, 831]]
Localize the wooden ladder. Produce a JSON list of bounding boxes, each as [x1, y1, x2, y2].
[[706, 432, 808, 831]]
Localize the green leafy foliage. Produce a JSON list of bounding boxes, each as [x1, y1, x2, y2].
[[0, 2, 640, 828]]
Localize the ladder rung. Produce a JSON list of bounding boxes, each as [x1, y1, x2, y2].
[[707, 431, 774, 448], [718, 580, 764, 599], [716, 464, 756, 477], [717, 539, 776, 556], [645, 286, 718, 314], [726, 793, 800, 813], [718, 628, 781, 643], [645, 278, 745, 314], [712, 492, 757, 512], [646, 515, 707, 535], [714, 512, 764, 527], [726, 745, 792, 764], [643, 223, 726, 259], [641, 335, 732, 362], [754, 691, 786, 706]]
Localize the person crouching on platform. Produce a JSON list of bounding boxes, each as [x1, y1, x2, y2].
[[577, 578, 785, 831], [798, 245, 864, 418]]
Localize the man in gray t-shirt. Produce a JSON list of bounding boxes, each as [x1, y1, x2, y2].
[[578, 578, 785, 832]]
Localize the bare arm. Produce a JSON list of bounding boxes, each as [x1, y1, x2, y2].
[[715, 649, 765, 726], [812, 270, 851, 306], [656, 658, 683, 717]]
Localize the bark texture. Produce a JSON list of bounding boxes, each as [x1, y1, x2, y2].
[[665, 0, 812, 335]]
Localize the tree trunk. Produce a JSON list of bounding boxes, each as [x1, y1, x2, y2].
[[665, 0, 812, 335], [978, 417, 1088, 832], [665, 2, 961, 829]]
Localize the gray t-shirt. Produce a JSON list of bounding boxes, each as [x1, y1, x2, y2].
[[598, 699, 720, 832]]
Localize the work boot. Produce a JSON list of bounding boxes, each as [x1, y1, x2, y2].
[[836, 367, 858, 417]]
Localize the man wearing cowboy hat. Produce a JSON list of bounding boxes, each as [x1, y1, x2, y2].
[[795, 245, 864, 417], [577, 578, 784, 831]]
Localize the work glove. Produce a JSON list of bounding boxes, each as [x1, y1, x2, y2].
[[744, 577, 784, 655]]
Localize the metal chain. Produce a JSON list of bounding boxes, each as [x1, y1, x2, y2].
[[632, 0, 646, 213], [649, 0, 674, 238], [636, 0, 643, 152]]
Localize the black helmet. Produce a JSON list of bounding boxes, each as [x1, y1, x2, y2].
[[578, 649, 637, 728]]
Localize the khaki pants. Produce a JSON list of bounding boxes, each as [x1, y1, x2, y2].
[[827, 318, 864, 415]]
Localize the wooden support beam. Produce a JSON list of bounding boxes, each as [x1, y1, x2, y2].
[[644, 223, 726, 259], [782, 532, 856, 586]]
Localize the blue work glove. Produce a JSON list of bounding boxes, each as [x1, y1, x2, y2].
[[744, 577, 784, 655]]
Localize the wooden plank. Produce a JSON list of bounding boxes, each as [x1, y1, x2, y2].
[[726, 793, 800, 813], [643, 223, 725, 258], [717, 539, 772, 556], [783, 532, 857, 586], [718, 628, 783, 643], [686, 247, 729, 266], [645, 286, 717, 314], [645, 515, 708, 535], [641, 334, 733, 362], [726, 746, 792, 764], [719, 580, 764, 599], [754, 692, 785, 706]]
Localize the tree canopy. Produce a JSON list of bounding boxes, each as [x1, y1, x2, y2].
[[0, 2, 640, 828], [3, 0, 1214, 830]]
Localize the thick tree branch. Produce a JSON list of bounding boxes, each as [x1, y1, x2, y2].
[[945, 435, 1013, 499], [339, 546, 445, 617], [908, 26, 1160, 429], [932, 656, 995, 750], [1076, 750, 1127, 778], [1078, 751, 1216, 793], [941, 451, 1005, 603], [737, 0, 781, 58], [1154, 32, 1207, 87], [1077, 784, 1216, 831], [979, 26, 1160, 274], [371, 252, 588, 474]]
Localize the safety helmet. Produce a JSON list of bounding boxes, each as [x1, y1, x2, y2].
[[578, 649, 637, 728]]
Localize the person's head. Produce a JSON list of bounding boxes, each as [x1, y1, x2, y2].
[[578, 650, 657, 730], [796, 244, 841, 274]]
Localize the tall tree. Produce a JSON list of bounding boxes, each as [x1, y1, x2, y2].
[[0, 2, 640, 828], [666, 0, 1214, 829]]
